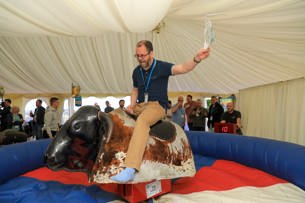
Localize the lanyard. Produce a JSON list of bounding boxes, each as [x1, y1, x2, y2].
[[140, 59, 156, 92]]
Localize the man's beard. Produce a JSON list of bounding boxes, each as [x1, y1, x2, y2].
[[139, 58, 151, 70]]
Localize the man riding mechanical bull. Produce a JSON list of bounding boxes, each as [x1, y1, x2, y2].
[[45, 40, 210, 183]]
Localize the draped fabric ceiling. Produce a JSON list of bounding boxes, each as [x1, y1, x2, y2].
[[1, 0, 305, 96]]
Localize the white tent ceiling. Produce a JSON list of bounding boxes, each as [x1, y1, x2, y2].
[[1, 0, 305, 95]]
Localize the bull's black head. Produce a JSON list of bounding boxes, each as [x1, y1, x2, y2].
[[45, 106, 113, 173]]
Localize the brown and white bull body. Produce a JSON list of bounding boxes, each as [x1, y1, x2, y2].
[[45, 106, 195, 184]]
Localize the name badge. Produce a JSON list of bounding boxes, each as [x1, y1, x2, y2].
[[144, 92, 148, 103]]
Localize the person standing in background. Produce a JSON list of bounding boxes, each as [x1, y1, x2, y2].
[[43, 97, 60, 138], [171, 96, 186, 129], [0, 99, 12, 131], [104, 101, 114, 113], [184, 95, 197, 130], [207, 96, 224, 131], [220, 102, 242, 135], [189, 99, 208, 131], [32, 99, 45, 139], [118, 99, 126, 111]]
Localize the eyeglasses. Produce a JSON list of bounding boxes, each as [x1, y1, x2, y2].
[[134, 52, 150, 59]]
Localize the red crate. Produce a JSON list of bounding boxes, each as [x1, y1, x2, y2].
[[118, 179, 171, 203]]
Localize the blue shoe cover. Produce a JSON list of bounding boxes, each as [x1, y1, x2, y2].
[[110, 167, 136, 183]]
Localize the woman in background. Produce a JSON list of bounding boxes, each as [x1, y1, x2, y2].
[[11, 106, 24, 131]]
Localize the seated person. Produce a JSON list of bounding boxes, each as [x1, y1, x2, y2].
[[11, 106, 24, 131], [220, 102, 242, 135]]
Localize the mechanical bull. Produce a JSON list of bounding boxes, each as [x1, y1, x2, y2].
[[45, 106, 195, 183]]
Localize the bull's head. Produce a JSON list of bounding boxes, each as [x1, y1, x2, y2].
[[45, 106, 113, 173]]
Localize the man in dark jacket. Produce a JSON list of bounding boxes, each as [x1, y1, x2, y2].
[[0, 99, 12, 131], [32, 99, 45, 139], [207, 96, 224, 131]]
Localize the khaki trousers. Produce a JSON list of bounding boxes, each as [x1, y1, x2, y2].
[[125, 101, 165, 170]]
